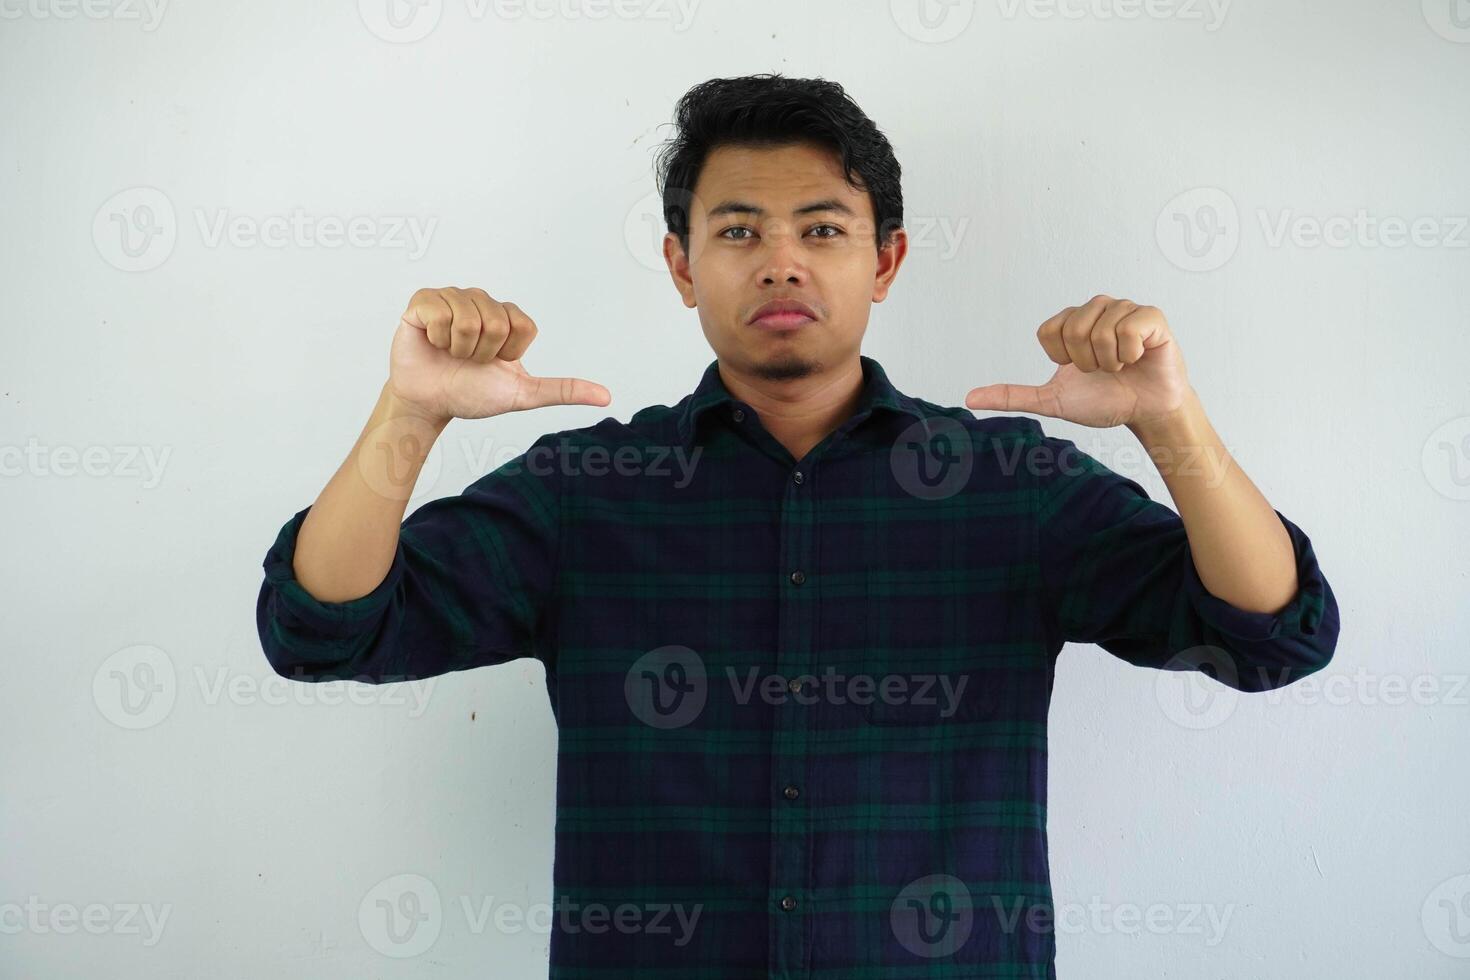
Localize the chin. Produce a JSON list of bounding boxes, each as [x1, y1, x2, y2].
[[752, 352, 821, 382]]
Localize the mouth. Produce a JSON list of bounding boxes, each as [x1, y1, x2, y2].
[[750, 312, 816, 331], [748, 300, 818, 332]]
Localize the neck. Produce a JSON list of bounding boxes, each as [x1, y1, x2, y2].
[[717, 356, 866, 462]]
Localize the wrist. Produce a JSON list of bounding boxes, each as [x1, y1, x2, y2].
[[380, 380, 451, 432], [1126, 386, 1205, 447]]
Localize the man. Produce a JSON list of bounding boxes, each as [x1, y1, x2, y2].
[[257, 74, 1339, 979]]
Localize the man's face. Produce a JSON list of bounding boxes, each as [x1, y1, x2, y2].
[[663, 141, 906, 382]]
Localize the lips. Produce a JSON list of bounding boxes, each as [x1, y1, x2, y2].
[[748, 299, 817, 329]]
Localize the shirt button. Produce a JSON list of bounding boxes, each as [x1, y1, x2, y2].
[[783, 784, 800, 800], [731, 408, 745, 422], [793, 469, 804, 485], [789, 570, 805, 586], [780, 895, 797, 911]]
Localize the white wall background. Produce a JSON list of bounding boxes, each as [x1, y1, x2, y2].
[[3, 0, 1466, 976]]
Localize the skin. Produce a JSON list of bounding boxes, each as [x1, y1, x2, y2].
[[663, 141, 908, 462]]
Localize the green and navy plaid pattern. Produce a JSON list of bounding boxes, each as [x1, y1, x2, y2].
[[258, 354, 1339, 978]]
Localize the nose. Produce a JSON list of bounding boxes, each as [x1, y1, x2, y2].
[[759, 230, 807, 286]]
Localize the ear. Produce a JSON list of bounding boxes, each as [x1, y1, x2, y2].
[[872, 226, 908, 303], [663, 232, 696, 308]]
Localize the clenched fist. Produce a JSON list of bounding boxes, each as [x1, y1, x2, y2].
[[387, 286, 611, 424]]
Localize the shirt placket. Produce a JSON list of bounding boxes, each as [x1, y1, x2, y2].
[[768, 448, 815, 980], [726, 401, 871, 980]]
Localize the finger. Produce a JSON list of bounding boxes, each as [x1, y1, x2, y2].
[[1064, 294, 1114, 370], [440, 287, 482, 360], [1115, 313, 1146, 365], [1036, 307, 1075, 365], [466, 289, 511, 364], [404, 288, 453, 350], [1117, 304, 1170, 355], [964, 382, 1056, 417], [516, 374, 613, 410], [496, 301, 538, 362], [1062, 295, 1111, 371], [1092, 299, 1135, 373]]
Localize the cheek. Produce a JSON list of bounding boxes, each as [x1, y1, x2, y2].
[[823, 246, 876, 280], [689, 259, 741, 304], [687, 277, 740, 328], [827, 264, 877, 308]]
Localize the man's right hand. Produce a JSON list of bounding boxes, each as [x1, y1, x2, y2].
[[387, 286, 612, 424]]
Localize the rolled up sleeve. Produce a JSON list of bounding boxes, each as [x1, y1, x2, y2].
[[1028, 422, 1340, 693], [256, 433, 562, 684]]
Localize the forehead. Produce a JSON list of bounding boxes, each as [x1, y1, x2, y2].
[[691, 142, 874, 220]]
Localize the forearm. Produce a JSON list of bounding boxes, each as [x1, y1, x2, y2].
[[293, 380, 450, 603], [1126, 387, 1298, 615]]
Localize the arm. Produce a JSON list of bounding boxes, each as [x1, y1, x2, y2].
[[289, 380, 449, 606], [968, 294, 1340, 692], [256, 415, 563, 684], [255, 285, 608, 684], [1027, 419, 1339, 692], [1126, 386, 1297, 616]]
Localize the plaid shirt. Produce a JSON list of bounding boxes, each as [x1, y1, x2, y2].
[[257, 354, 1339, 978]]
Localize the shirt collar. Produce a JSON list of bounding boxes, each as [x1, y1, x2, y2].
[[675, 354, 925, 450]]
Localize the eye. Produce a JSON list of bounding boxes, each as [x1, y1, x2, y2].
[[718, 224, 845, 241]]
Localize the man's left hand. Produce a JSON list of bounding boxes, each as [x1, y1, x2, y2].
[[965, 294, 1194, 430]]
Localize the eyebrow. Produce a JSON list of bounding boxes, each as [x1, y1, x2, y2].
[[707, 199, 857, 219]]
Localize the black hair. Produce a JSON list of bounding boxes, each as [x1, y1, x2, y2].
[[653, 73, 904, 257]]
